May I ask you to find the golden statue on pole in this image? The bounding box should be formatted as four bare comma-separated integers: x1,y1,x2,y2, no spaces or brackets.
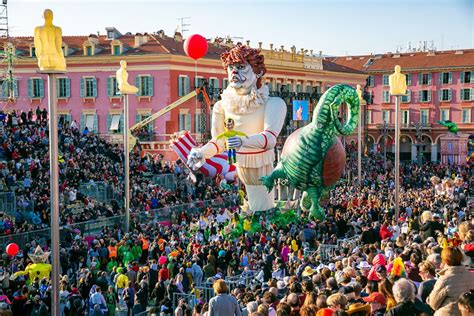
389,65,407,95
34,9,66,71
116,60,138,95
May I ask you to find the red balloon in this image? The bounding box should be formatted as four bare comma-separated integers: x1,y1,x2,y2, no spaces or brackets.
6,243,19,256
158,256,167,265
183,34,208,60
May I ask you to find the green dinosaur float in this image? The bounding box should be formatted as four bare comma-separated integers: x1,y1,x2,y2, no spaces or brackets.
438,120,458,134
261,84,359,219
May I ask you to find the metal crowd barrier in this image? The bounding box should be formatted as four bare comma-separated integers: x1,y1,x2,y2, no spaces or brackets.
172,292,197,313
0,191,16,214
195,285,214,304
78,182,122,206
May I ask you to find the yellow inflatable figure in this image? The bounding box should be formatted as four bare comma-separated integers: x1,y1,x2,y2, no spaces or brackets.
12,246,52,283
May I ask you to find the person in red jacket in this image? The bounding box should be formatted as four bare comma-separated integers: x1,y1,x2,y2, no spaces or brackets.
379,221,393,240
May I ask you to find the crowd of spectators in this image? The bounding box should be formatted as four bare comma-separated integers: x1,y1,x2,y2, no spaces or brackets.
0,109,234,236
0,141,470,316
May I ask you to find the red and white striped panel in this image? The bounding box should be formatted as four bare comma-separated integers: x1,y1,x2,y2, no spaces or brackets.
170,132,237,182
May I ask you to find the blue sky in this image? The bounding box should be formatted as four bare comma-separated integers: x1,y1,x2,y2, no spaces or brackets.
8,0,473,56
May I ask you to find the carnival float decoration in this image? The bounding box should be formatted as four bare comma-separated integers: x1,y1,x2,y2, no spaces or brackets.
187,44,287,212
261,85,360,219
12,246,52,282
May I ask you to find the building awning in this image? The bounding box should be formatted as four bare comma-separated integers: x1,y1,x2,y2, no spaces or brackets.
85,115,95,130
110,114,121,131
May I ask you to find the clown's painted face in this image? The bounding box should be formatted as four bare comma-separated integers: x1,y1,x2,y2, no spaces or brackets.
227,63,257,90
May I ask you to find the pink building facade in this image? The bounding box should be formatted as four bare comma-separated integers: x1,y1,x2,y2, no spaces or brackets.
1,30,366,159
332,49,474,162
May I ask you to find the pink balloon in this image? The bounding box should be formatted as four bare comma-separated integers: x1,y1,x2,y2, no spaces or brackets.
159,256,167,265
183,34,208,60
6,243,19,256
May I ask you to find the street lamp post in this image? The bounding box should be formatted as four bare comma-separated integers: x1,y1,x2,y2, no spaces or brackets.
356,85,363,186
410,121,424,166
382,121,388,169
388,65,407,224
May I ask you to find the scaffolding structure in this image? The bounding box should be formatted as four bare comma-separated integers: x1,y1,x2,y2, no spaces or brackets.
0,1,16,103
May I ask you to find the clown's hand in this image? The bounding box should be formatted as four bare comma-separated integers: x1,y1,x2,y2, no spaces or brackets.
187,148,205,170
227,137,243,150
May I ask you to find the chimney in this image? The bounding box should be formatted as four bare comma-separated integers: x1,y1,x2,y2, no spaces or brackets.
319,50,322,56
300,48,305,55
246,40,250,47
280,45,285,51
269,43,274,50
134,33,148,47
87,34,99,45
174,31,183,43
157,30,165,38
455,50,463,55
258,42,262,50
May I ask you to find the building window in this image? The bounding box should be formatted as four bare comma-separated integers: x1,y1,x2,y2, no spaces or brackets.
223,78,229,89
440,109,449,121
420,109,429,124
401,90,411,103
439,72,452,85
135,114,152,133
209,78,219,90
0,79,18,100
405,74,411,86
286,83,293,92
107,77,120,97
80,77,97,98
194,76,205,89
178,75,190,97
367,75,374,87
382,110,390,123
305,85,313,93
109,114,122,133
28,78,44,99
194,110,203,134
439,89,452,102
81,113,97,133
462,108,471,123
418,90,431,102
276,83,281,93
460,71,473,84
382,75,389,86
460,88,472,101
30,46,36,57
137,75,153,97
85,45,93,56
296,84,302,93
382,90,390,103
419,73,432,85
178,110,191,131
112,45,121,56
57,78,70,98
365,110,372,124
401,110,409,125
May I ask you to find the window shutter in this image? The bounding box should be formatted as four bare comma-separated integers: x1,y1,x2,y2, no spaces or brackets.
80,78,85,97
119,115,124,133
194,77,199,89
418,74,422,85
135,113,141,124
407,90,411,102
147,76,153,96
185,113,191,131
39,79,44,98
213,79,219,89
178,77,183,96
185,77,190,94
418,90,422,102
460,72,465,84
449,72,452,84
471,71,474,84
107,78,112,97
428,73,432,85
93,115,98,133
92,78,97,97
80,114,85,130
406,74,411,86
106,114,111,131
56,78,60,98
178,114,183,131
194,113,200,133
438,73,442,85
438,90,442,102
27,79,33,98
13,79,18,98
448,89,452,101
427,90,431,102
135,76,140,96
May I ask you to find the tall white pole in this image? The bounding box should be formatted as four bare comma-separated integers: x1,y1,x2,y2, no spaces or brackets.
46,73,60,316
358,103,362,186
124,95,130,232
394,95,401,224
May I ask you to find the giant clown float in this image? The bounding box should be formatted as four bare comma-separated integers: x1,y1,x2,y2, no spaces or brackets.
187,44,360,219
